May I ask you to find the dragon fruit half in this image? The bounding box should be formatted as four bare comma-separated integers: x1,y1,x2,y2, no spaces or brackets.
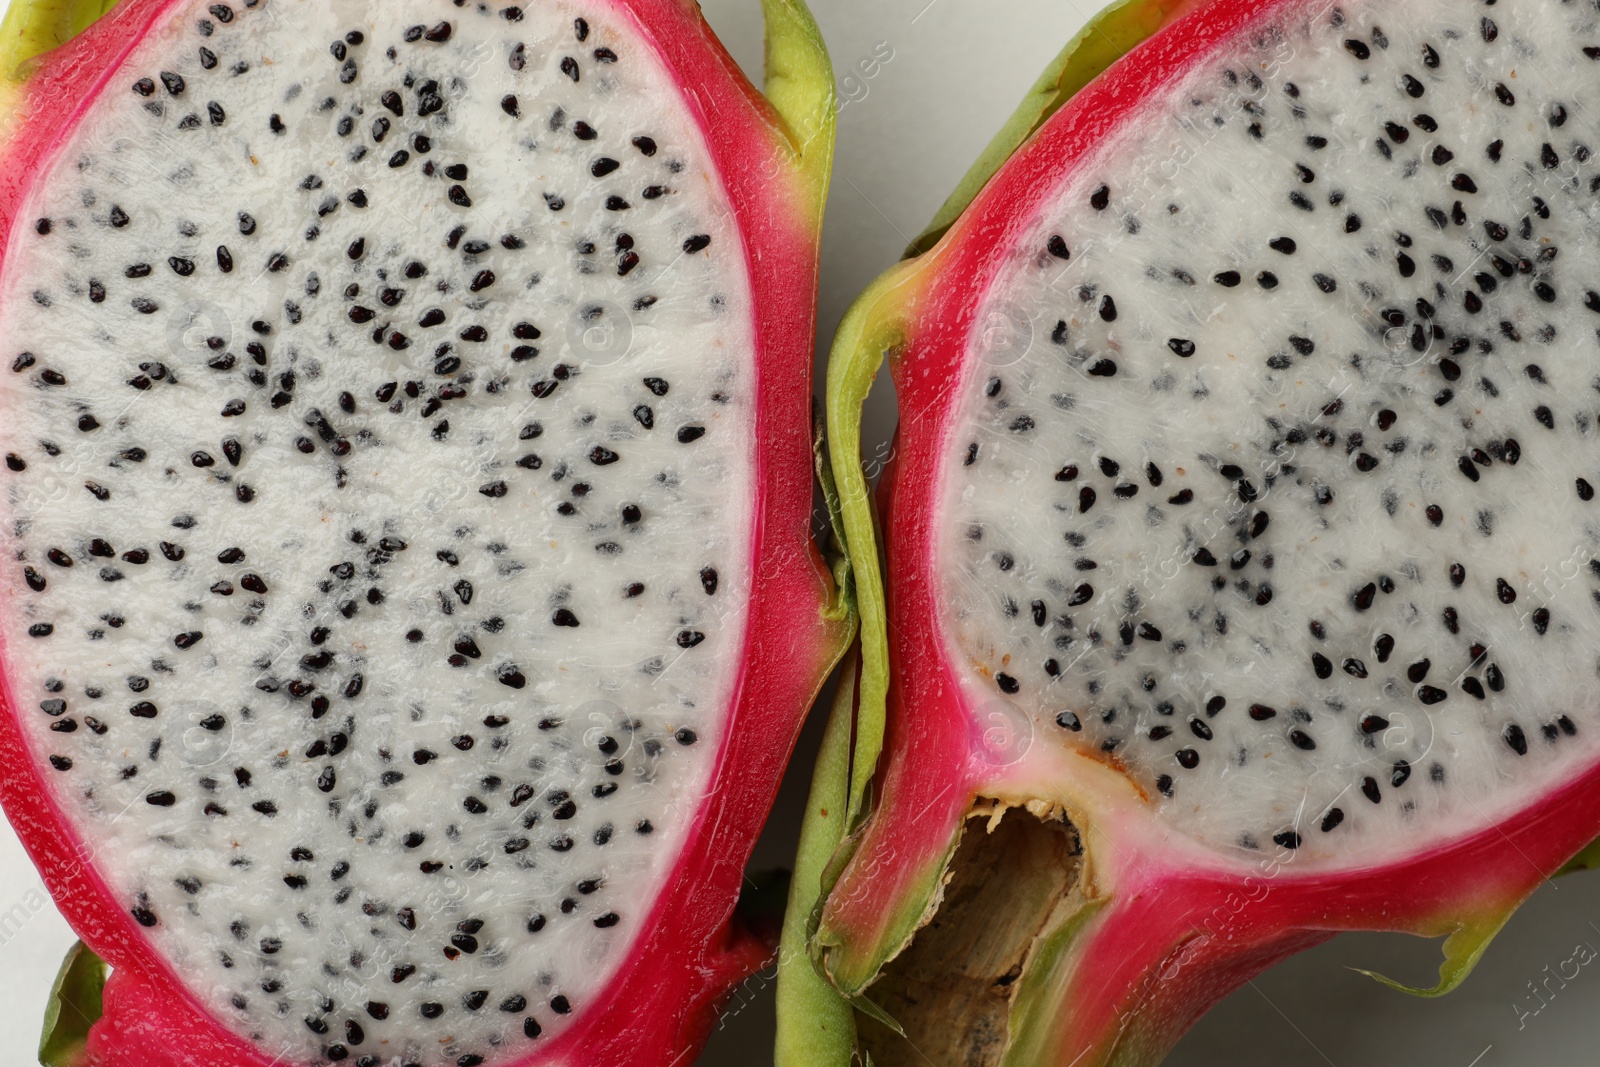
786,0,1600,1063
0,0,852,1064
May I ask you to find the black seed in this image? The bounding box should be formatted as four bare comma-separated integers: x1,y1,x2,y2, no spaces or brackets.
1273,831,1301,850
1504,723,1527,755
1356,777,1381,805
1480,663,1505,694
1249,704,1277,721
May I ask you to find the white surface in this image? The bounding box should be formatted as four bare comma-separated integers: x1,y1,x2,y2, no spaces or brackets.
1,1,1597,1066
1,1,759,1057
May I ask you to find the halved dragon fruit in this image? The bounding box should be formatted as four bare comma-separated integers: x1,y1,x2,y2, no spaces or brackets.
793,0,1600,1062
0,0,850,1064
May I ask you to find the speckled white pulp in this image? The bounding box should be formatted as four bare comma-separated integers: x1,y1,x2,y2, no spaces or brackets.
940,0,1600,864
0,0,757,1063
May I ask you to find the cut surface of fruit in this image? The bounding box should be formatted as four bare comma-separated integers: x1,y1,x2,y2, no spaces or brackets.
808,0,1600,1064
0,1,848,1065
942,0,1600,862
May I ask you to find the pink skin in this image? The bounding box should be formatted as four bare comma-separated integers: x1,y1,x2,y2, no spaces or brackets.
0,1,848,1064
821,0,1600,1062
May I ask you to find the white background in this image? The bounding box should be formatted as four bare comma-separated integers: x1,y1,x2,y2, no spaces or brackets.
1,1,1599,1065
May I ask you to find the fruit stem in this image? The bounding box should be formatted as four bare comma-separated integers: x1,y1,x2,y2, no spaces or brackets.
904,0,1206,258
813,400,854,620
824,260,925,825
0,0,117,82
759,0,837,220
775,649,865,1067
38,940,106,1067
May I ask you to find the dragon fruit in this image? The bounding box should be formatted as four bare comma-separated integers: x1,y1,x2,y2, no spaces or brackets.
0,0,851,1064
788,0,1600,1063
